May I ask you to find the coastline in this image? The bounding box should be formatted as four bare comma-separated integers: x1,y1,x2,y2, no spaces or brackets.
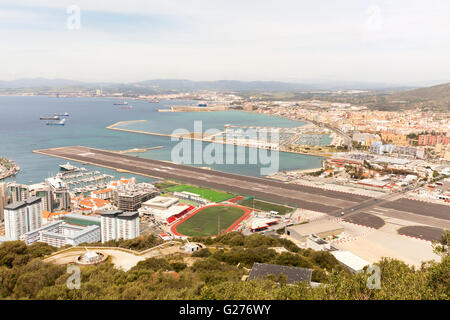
106,120,332,159
0,157,20,180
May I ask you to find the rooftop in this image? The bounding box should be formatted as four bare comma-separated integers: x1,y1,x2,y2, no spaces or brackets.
248,263,312,284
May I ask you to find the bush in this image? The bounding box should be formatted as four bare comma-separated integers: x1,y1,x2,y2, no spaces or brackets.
192,248,212,258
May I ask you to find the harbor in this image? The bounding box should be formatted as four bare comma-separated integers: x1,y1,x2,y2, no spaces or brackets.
55,163,115,195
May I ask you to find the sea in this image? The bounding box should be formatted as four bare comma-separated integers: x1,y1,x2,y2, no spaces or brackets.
0,96,328,184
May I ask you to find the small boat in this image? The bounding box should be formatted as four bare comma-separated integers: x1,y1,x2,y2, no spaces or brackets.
148,99,160,103
120,105,133,109
54,112,69,117
114,98,128,105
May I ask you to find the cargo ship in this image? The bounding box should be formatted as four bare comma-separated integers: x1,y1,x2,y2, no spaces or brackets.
54,112,69,117
40,115,60,120
46,118,66,126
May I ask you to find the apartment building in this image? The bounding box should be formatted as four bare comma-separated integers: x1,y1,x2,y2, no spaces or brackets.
4,196,42,240
100,210,139,243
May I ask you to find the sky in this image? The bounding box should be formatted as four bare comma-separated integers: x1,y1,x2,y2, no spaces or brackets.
1,0,450,85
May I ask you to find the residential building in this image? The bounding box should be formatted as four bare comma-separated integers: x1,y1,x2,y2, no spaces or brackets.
7,183,30,203
100,210,139,243
4,196,42,240
418,134,449,146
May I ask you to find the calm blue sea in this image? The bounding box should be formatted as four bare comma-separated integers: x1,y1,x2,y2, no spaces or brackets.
0,96,326,184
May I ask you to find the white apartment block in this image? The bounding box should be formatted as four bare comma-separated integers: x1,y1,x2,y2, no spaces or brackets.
4,196,42,240
21,220,100,247
100,210,139,243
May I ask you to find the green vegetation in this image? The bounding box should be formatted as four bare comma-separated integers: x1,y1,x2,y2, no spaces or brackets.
0,232,448,300
166,184,235,202
154,180,179,189
176,206,246,237
80,234,163,251
238,197,294,215
0,232,449,300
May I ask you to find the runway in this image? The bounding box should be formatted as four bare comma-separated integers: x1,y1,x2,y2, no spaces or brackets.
34,146,367,214
34,146,450,226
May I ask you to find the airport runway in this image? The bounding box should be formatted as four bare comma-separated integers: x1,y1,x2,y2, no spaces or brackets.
34,146,367,214
34,146,450,225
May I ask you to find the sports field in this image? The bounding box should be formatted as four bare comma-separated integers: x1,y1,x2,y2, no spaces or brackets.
166,184,235,202
174,205,249,237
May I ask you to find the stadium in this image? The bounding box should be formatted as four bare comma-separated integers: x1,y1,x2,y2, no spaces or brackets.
170,204,252,237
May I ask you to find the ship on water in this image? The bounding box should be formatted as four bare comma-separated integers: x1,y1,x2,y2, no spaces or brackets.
120,105,133,109
113,98,128,105
148,99,159,103
40,115,60,120
46,118,66,126
59,162,78,172
54,112,69,117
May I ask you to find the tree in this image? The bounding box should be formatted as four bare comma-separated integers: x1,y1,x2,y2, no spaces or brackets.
432,230,449,257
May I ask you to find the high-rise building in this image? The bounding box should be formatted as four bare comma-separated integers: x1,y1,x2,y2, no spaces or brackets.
100,210,139,243
4,196,43,240
45,177,71,212
7,183,30,203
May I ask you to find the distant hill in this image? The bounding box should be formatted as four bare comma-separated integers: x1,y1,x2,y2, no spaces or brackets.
0,77,407,92
376,82,450,111
389,82,450,101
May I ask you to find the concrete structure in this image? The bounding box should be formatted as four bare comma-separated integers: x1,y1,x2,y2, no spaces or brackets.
4,196,42,240
113,182,158,211
100,210,139,243
0,182,6,221
286,220,344,242
184,242,200,252
20,220,100,247
306,234,331,251
173,191,208,204
140,196,178,210
331,250,370,273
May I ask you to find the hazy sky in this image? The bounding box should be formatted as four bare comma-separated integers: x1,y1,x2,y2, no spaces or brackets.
1,0,450,85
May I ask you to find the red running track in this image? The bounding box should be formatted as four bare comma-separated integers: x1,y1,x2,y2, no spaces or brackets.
170,203,253,237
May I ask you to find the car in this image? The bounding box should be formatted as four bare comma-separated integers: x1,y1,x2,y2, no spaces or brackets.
340,212,345,216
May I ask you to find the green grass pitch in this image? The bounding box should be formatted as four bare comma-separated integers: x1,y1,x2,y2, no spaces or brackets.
175,206,246,237
166,184,235,203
